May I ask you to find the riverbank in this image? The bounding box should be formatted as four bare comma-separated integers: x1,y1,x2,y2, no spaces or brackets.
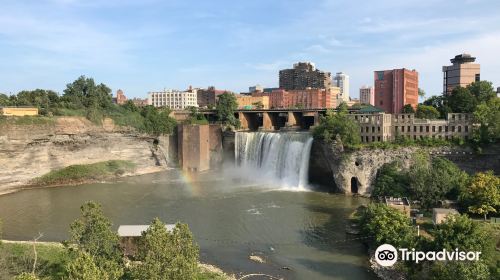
0,116,177,195
0,163,168,197
0,240,235,280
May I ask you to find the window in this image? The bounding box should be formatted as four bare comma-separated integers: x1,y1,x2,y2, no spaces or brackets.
420,126,423,132
408,126,411,132
458,126,461,132
439,126,442,132
414,126,417,132
465,126,469,132
402,126,405,132
445,126,449,132
452,126,455,132
377,136,381,142
378,127,381,132
372,127,375,133
372,136,375,142
432,126,435,132
426,126,429,132
380,100,383,105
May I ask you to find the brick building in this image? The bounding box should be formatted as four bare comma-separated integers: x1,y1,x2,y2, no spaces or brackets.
443,53,480,95
236,95,270,109
349,112,473,143
113,89,127,105
197,86,227,108
252,88,337,109
279,62,332,90
359,86,374,105
374,69,419,113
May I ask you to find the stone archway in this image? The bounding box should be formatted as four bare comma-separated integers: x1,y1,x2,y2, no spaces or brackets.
350,177,359,194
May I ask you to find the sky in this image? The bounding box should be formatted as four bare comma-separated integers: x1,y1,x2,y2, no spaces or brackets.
1,0,500,99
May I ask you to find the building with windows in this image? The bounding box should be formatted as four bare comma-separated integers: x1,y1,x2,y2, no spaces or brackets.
236,95,269,109
196,86,227,108
442,53,480,95
279,62,332,90
333,72,350,103
359,86,374,105
349,112,473,143
252,88,338,109
374,68,419,114
147,89,198,109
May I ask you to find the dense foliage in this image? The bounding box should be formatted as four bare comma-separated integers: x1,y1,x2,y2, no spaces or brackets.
187,106,209,125
402,104,415,113
358,205,498,280
415,104,440,119
131,218,199,279
372,154,470,209
459,171,500,220
1,76,177,135
216,92,240,128
313,103,361,148
357,204,416,248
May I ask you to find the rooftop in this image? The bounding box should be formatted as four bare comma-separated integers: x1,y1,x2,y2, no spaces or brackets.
450,53,476,64
118,224,175,237
433,208,459,214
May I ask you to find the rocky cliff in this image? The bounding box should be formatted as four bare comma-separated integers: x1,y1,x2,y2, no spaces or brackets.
309,141,500,196
0,117,175,194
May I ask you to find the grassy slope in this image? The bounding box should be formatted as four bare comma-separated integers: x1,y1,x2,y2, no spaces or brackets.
0,116,56,127
33,160,137,186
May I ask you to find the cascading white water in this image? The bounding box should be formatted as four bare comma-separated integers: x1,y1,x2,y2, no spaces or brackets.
235,132,313,190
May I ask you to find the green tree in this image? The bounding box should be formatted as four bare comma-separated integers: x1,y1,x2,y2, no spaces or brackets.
402,104,415,113
473,98,500,144
446,87,477,113
131,218,199,280
430,260,490,280
66,251,112,280
418,88,426,98
313,103,361,148
408,156,468,209
187,106,208,125
415,104,440,119
358,203,416,248
466,81,496,103
460,171,500,220
141,106,177,135
122,100,139,113
0,93,11,106
372,161,410,197
62,76,113,110
216,92,240,128
68,202,121,262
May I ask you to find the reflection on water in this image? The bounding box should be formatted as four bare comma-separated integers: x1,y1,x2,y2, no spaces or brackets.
0,170,377,280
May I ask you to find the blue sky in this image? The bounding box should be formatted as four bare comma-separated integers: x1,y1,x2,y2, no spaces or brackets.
1,0,500,99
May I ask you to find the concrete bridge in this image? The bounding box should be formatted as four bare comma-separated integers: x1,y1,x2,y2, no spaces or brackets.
172,108,361,131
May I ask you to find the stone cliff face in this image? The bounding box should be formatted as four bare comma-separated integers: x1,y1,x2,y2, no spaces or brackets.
0,117,175,194
309,141,500,196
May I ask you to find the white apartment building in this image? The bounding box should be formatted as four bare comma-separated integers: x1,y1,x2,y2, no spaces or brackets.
147,89,198,110
333,72,350,103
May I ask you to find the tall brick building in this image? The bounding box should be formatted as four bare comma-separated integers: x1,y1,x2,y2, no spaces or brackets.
113,89,127,105
279,62,332,90
374,69,418,114
442,53,480,95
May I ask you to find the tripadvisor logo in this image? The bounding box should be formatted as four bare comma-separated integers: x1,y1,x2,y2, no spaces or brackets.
374,244,482,267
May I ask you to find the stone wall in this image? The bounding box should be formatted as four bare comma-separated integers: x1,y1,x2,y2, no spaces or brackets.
0,117,172,194
309,140,500,196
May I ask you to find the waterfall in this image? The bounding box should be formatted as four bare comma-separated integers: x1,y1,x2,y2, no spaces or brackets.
235,132,313,190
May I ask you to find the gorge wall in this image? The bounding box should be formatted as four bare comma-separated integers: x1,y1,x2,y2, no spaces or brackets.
0,117,175,194
309,141,500,196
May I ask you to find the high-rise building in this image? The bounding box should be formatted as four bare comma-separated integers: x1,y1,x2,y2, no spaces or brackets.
442,53,480,95
148,89,198,109
279,62,332,90
333,72,350,103
374,69,419,114
359,86,374,105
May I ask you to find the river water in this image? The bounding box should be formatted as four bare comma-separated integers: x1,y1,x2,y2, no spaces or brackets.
0,170,376,279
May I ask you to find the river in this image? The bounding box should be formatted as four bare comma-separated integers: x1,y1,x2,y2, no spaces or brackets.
0,170,376,279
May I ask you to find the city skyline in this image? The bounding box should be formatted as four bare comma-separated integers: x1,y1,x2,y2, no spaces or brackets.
1,0,500,98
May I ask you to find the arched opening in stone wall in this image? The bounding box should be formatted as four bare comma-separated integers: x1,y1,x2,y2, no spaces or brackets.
350,177,359,194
